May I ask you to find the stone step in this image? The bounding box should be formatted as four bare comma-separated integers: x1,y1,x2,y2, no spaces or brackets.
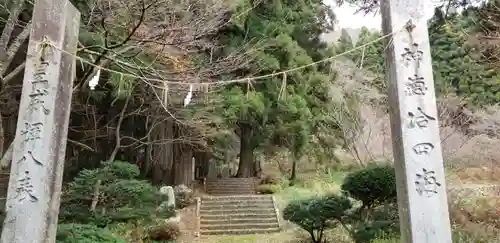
206,185,256,189
201,200,273,206
206,191,256,195
206,189,255,193
198,192,280,236
206,184,255,188
203,196,272,201
200,228,280,236
202,198,273,204
201,222,279,231
201,212,276,221
206,178,255,181
206,179,255,182
206,181,255,185
206,185,255,189
206,188,255,192
206,184,255,187
201,203,273,210
201,217,277,225
200,208,275,215
206,183,255,186
206,179,255,183
207,189,256,195
206,186,255,190
202,195,271,201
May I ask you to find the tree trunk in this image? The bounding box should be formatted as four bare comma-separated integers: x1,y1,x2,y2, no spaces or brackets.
143,131,153,177
289,157,297,186
0,109,4,158
151,118,174,185
236,124,255,178
0,111,16,169
108,95,130,162
173,143,193,186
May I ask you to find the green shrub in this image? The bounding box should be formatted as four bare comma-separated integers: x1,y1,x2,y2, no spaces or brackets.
100,161,140,179
371,237,400,243
351,218,399,243
59,161,173,225
256,184,280,194
338,166,400,243
173,184,195,209
56,224,125,243
341,165,397,210
148,222,181,241
283,194,352,243
104,179,160,207
62,162,142,205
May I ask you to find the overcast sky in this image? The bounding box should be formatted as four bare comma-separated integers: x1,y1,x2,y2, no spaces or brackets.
327,1,444,30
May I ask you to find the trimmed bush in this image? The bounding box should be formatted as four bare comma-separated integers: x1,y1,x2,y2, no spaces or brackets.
59,161,173,225
350,205,400,243
339,166,401,243
283,194,352,243
148,222,181,241
100,161,140,180
341,165,397,209
56,224,125,243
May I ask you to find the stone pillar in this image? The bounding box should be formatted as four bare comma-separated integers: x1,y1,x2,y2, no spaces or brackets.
1,0,79,242
207,159,217,179
381,0,452,242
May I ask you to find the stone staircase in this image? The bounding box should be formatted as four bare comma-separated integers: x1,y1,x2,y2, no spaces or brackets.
199,195,281,235
205,177,256,195
198,177,281,235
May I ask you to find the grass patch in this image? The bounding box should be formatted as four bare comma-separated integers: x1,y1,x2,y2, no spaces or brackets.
275,171,346,209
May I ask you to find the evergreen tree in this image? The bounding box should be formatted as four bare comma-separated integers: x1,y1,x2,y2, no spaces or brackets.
214,0,338,178
429,8,500,104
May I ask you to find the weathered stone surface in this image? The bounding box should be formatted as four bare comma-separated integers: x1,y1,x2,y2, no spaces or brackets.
381,0,452,242
199,195,280,235
205,178,256,195
221,167,230,178
1,0,79,242
207,160,217,179
159,186,176,208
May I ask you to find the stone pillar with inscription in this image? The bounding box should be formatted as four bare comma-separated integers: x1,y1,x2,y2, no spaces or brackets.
0,0,80,242
380,0,452,242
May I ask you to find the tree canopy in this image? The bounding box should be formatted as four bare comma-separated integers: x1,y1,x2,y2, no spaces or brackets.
203,0,340,178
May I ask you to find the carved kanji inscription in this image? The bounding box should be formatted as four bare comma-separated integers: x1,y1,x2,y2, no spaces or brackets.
401,43,423,66
415,168,442,197
16,151,43,166
405,74,427,96
15,171,38,203
28,61,50,115
20,122,43,142
408,107,436,129
412,142,434,155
